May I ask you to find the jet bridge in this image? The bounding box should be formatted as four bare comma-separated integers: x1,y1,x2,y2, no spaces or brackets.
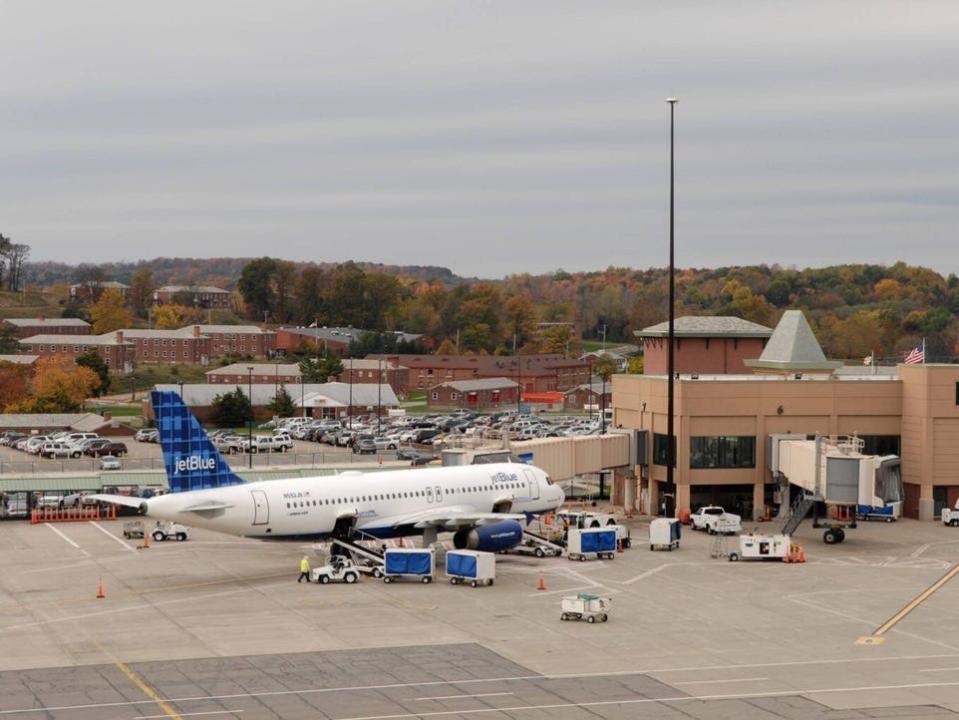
768,434,902,544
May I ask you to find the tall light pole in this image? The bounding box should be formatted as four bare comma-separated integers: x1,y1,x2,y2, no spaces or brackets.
348,359,353,429
665,97,678,511
247,366,254,469
376,358,382,435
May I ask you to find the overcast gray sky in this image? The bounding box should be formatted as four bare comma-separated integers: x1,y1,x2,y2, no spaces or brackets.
2,1,957,278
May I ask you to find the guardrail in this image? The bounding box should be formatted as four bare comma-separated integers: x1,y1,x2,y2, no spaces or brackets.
30,506,118,524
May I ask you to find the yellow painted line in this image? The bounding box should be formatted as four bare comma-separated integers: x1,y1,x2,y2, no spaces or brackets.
872,563,959,638
115,660,183,720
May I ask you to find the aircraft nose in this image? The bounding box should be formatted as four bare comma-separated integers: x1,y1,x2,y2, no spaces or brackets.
553,485,565,507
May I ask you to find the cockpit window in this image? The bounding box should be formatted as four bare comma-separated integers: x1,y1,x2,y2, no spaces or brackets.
545,475,554,485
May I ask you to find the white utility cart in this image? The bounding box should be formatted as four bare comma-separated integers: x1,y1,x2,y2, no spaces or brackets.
446,550,495,587
649,518,681,551
728,533,792,562
560,593,612,623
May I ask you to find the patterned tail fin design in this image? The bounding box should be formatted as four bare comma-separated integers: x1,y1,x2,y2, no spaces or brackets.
151,390,246,493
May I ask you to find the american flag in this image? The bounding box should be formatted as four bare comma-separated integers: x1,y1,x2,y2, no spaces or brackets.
904,342,925,365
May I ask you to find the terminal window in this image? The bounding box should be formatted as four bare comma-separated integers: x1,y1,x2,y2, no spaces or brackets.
653,433,676,467
689,436,756,469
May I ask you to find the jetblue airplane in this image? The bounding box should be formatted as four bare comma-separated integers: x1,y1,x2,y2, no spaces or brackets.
91,391,564,551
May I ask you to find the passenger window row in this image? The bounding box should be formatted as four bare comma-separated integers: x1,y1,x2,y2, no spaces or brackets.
284,481,525,510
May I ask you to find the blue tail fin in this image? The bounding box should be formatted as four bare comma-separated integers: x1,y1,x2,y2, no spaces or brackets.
151,390,246,493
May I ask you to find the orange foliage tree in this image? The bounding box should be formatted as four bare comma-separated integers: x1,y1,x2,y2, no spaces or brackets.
5,356,99,412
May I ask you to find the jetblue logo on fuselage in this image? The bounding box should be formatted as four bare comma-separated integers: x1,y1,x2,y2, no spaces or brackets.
174,455,217,475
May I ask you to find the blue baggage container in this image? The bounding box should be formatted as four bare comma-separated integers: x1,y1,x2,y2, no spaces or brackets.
383,548,435,583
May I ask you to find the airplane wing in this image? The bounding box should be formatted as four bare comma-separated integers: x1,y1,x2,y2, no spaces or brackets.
382,505,525,530
86,494,148,511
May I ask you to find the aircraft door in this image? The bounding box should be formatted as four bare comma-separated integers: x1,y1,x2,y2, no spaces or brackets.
425,486,434,503
523,468,540,500
435,485,443,503
251,490,269,525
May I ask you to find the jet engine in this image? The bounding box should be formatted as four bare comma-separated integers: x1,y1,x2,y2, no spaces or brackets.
453,520,523,552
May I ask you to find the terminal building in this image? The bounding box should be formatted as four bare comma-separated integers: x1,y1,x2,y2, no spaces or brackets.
613,310,959,522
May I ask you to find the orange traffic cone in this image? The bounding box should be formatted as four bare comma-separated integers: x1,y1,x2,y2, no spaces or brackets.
139,533,150,550
537,574,547,591
96,578,105,599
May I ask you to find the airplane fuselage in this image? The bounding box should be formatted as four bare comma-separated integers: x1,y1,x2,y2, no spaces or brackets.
140,462,563,540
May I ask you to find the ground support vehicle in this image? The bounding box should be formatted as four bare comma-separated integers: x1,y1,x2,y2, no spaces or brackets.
310,557,377,584
560,593,612,623
122,521,144,539
506,532,564,558
567,527,617,561
857,503,900,522
446,550,495,587
943,501,959,527
690,506,742,535
382,548,435,583
649,518,681,551
728,533,792,562
150,521,190,542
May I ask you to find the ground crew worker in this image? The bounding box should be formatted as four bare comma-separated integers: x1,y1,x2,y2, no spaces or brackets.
298,555,311,583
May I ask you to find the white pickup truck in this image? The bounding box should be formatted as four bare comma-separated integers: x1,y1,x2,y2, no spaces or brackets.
943,501,959,527
690,506,742,535
242,434,293,453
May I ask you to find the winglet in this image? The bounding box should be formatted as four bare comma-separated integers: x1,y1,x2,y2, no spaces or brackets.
151,390,246,493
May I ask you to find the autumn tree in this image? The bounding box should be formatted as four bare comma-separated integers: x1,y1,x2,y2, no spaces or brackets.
89,289,133,334
154,304,201,329
7,356,99,412
0,361,31,408
268,386,296,417
435,338,457,354
127,269,155,315
76,349,110,396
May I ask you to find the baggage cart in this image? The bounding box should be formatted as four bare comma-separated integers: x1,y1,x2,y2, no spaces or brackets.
122,520,144,539
649,518,681,551
567,527,617,561
560,593,612,623
382,547,435,583
446,550,495,587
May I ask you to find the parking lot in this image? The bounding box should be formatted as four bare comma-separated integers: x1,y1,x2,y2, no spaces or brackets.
0,438,401,474
1,511,959,718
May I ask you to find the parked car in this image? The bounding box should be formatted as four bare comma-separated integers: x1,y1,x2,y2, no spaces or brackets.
0,432,26,447
214,435,245,454
353,436,377,454
34,493,63,509
243,435,290,453
404,450,436,466
135,428,158,442
271,432,294,451
25,437,50,454
373,437,399,451
40,442,83,459
83,439,112,456
89,441,128,457
99,455,122,471
690,506,742,535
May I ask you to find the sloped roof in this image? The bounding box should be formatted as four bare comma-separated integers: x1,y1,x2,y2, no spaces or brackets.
20,334,130,346
198,324,272,335
0,413,103,429
156,285,230,294
436,377,519,392
744,310,842,372
4,318,90,328
207,363,301,376
155,382,398,407
638,316,773,338
301,383,399,408
0,354,38,364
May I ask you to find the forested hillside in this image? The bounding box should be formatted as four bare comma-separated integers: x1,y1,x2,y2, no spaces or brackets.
25,257,959,362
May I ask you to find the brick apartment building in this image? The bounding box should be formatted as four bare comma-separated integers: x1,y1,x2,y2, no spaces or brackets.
275,327,423,357
206,362,301,384
153,285,232,309
637,316,773,375
1,317,91,339
17,333,135,371
563,381,612,411
427,378,519,410
337,358,410,396
20,324,275,368
370,353,591,393
69,280,129,303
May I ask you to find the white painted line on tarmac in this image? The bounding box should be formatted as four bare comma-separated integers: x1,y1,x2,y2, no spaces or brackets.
89,521,138,553
673,677,768,685
415,693,513,701
621,564,669,585
134,712,243,719
334,681,959,720
911,544,930,558
6,654,959,716
920,667,959,672
526,583,599,597
45,524,90,556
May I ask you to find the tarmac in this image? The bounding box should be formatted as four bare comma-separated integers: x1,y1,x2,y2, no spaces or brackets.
1,512,959,718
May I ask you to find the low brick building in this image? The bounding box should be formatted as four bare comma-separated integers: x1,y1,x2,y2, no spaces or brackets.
153,285,232,309
276,327,423,357
427,377,519,410
337,359,410,397
69,280,129,303
372,353,591,394
18,333,135,372
637,316,773,375
1,317,91,339
198,325,276,358
563,381,613,411
207,362,301,385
